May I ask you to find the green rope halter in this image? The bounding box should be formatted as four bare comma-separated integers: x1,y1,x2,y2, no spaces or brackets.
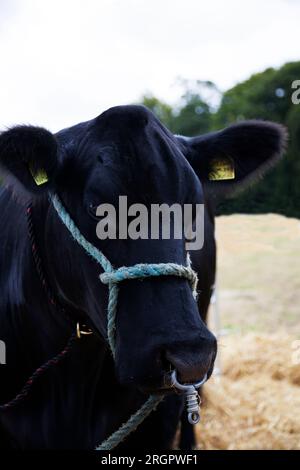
50,194,199,450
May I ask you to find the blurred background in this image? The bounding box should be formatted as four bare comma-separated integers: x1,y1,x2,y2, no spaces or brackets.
1,0,299,450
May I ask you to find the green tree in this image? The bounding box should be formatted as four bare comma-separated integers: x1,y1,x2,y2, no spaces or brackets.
171,92,211,136
139,62,300,218
140,80,216,136
215,61,300,217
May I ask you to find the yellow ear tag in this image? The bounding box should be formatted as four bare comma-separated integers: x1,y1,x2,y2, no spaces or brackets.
209,156,235,181
29,167,49,186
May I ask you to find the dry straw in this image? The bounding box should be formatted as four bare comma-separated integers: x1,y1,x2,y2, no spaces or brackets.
196,333,300,450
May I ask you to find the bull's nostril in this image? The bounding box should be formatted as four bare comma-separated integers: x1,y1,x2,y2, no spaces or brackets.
164,345,215,385
159,350,173,374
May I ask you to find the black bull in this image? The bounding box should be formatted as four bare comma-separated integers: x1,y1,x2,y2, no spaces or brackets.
0,105,286,449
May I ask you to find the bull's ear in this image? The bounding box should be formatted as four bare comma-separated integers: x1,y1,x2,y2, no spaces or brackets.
0,125,58,195
178,120,288,198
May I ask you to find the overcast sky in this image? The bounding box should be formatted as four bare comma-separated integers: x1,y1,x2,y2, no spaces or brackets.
0,0,299,131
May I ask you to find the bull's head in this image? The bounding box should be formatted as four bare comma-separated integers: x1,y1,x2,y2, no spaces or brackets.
0,105,287,393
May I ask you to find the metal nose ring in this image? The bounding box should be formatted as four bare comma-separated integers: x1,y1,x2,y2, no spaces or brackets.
171,370,207,425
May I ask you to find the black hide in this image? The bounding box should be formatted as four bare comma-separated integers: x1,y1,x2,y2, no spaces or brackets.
0,105,286,449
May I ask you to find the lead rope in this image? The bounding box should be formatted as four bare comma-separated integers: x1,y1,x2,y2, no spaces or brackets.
51,194,199,450
0,196,199,448
0,334,77,412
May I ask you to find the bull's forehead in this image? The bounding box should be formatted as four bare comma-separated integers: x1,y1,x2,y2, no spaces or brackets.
56,105,202,203
55,105,152,143
97,104,152,130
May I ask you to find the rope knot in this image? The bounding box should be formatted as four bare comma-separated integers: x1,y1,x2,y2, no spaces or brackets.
99,262,198,299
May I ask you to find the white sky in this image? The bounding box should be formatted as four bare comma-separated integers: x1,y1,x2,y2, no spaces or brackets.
0,0,299,132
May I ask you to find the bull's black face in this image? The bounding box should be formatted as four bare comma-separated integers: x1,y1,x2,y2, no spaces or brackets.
0,105,287,393
51,105,217,390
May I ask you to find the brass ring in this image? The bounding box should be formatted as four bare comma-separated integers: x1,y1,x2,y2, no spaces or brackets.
76,322,93,339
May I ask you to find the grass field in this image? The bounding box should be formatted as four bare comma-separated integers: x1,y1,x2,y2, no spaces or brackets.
196,214,300,450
